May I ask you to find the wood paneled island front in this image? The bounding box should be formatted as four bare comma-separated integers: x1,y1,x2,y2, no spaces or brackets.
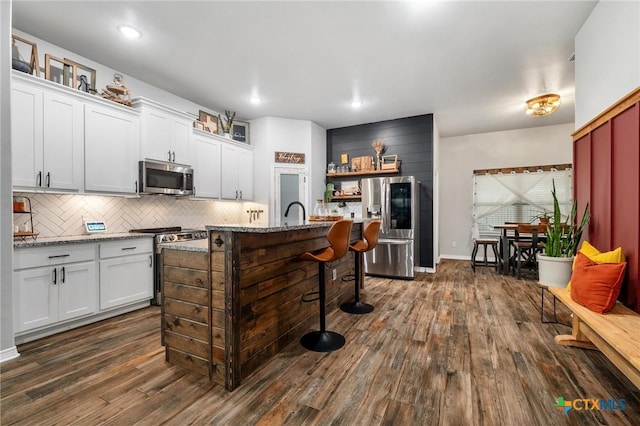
161,221,362,391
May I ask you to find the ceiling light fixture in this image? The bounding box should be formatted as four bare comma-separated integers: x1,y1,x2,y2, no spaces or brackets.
118,25,142,39
525,93,561,117
351,100,363,108
250,96,261,105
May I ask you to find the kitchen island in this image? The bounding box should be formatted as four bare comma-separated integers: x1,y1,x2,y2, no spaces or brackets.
161,221,363,391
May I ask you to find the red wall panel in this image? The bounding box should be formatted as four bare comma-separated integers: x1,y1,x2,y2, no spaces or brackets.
574,90,640,314
611,105,640,311
590,123,612,249
574,134,592,238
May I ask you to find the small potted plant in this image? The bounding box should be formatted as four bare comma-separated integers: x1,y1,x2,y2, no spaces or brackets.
538,180,590,287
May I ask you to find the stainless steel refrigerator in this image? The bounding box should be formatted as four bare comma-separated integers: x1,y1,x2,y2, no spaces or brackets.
361,176,419,279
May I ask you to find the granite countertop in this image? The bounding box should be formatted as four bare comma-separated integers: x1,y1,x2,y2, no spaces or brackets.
13,232,153,248
161,239,208,252
206,218,364,233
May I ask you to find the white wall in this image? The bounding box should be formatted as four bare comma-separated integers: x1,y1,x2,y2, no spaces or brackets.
575,0,640,128
251,116,326,224
438,123,574,260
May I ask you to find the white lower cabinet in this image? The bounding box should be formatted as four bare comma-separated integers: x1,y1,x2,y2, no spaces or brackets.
99,239,153,310
13,245,98,333
13,238,153,341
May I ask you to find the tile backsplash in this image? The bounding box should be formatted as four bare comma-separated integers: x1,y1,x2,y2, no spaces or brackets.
13,193,264,237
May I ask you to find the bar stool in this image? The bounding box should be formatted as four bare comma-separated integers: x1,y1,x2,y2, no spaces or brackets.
299,219,353,352
471,238,499,272
340,220,381,314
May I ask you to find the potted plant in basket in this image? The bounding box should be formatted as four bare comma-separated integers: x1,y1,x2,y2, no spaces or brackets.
538,180,590,287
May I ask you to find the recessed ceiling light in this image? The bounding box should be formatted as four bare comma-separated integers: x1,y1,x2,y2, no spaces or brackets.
118,25,142,39
351,100,363,108
250,96,261,105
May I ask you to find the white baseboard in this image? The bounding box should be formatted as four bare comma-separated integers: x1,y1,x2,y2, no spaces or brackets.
0,346,19,363
415,266,436,273
439,254,471,261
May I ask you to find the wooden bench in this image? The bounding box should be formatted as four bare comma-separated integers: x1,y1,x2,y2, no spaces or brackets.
548,286,640,389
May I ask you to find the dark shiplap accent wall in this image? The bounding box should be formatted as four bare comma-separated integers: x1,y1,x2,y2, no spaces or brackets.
326,114,434,268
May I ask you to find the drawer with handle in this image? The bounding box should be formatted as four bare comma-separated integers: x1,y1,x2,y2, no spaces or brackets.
14,243,97,270
100,238,153,259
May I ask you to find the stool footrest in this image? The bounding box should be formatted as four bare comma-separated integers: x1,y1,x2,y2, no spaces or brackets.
301,292,320,303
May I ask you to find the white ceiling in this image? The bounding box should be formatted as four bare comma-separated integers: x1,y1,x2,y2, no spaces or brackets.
12,0,598,137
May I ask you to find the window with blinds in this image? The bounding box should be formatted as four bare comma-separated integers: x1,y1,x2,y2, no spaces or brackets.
472,166,573,238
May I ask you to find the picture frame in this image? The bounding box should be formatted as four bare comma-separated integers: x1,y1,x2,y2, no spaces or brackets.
64,58,97,94
198,110,219,134
12,34,40,77
231,120,250,144
45,54,77,88
341,153,349,164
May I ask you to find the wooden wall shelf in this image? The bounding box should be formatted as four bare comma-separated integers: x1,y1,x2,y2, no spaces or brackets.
331,195,361,201
326,168,399,178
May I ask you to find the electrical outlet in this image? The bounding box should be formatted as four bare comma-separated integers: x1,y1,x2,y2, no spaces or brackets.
452,241,457,248
332,269,337,280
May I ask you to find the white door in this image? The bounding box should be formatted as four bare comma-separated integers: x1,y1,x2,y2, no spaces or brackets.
14,267,57,332
84,104,139,194
99,253,153,310
237,148,253,200
274,166,308,224
58,261,98,321
11,82,43,188
220,144,239,199
192,135,221,199
43,91,84,191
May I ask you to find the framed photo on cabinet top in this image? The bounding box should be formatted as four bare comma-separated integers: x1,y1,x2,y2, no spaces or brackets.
231,120,250,144
198,110,219,135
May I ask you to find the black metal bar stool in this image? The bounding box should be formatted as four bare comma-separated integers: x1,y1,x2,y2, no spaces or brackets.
299,219,353,352
340,220,381,314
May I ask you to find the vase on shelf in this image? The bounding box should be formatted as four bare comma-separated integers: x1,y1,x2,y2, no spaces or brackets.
224,132,231,139
375,153,382,170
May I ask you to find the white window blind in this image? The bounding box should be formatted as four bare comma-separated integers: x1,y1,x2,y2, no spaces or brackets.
472,168,573,238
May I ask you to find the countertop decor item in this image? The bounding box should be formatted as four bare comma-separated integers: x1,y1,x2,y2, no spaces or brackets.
371,139,386,170
218,110,235,136
100,73,131,106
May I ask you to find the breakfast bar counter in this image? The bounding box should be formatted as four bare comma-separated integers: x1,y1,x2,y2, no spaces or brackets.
162,221,362,391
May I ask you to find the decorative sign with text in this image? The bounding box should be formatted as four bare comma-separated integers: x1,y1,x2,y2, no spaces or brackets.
274,151,306,164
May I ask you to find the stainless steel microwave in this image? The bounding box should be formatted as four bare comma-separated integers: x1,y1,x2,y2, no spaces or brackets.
139,160,194,196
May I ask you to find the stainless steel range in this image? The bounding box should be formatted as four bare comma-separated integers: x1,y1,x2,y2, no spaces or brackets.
130,226,207,305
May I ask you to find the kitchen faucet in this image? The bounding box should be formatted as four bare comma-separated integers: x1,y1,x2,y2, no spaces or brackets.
284,201,306,221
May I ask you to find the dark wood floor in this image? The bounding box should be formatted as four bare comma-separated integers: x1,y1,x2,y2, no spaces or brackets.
1,259,638,425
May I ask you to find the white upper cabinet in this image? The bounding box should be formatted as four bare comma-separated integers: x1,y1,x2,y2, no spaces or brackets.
133,98,192,165
191,132,222,199
11,76,83,191
220,141,254,200
84,103,140,194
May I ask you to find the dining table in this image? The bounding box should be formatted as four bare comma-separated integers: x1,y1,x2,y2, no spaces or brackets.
493,223,519,275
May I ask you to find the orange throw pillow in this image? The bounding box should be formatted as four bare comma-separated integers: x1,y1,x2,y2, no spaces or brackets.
570,252,626,314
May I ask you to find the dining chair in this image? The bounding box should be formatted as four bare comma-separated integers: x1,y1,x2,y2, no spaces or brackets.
512,223,547,278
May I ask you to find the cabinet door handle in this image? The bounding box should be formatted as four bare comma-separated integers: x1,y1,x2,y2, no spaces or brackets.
121,246,137,251
149,255,153,267
135,180,138,193
172,151,175,162
235,190,238,199
46,172,51,187
53,267,57,285
37,171,42,187
61,266,65,283
239,190,242,199
48,254,70,259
